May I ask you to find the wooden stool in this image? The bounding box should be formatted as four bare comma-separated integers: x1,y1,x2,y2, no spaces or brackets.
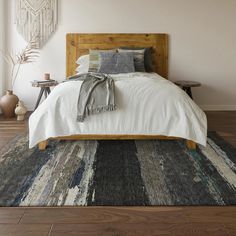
32,82,58,110
175,81,201,99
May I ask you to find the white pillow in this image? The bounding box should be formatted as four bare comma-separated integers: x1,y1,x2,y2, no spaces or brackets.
76,54,89,74
75,65,89,74
76,54,89,65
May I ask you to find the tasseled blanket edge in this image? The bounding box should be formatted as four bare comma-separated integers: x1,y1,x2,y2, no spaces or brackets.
77,104,117,122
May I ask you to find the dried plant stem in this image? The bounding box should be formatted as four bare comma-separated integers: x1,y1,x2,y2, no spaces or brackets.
12,64,21,88
0,40,39,90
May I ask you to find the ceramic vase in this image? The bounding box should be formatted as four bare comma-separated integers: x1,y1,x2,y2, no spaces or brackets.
0,90,19,118
15,101,27,121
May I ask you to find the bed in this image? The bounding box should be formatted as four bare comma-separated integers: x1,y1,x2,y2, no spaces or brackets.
29,33,207,150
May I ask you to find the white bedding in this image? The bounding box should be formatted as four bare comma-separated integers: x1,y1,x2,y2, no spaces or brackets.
29,73,207,148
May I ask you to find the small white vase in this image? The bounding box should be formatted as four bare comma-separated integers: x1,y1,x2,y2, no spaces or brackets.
15,101,27,121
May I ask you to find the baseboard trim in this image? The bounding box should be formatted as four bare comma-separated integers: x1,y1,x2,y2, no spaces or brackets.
200,105,236,111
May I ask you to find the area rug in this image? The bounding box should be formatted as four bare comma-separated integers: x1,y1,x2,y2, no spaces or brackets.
0,132,235,207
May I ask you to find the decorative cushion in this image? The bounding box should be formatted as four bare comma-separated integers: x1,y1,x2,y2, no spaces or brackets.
75,55,90,74
118,47,154,72
89,49,116,73
117,48,146,72
75,65,89,74
76,54,89,65
98,52,135,74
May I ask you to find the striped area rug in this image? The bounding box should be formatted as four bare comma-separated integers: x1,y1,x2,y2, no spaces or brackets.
0,132,235,207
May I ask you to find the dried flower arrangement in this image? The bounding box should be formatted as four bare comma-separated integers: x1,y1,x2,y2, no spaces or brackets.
0,40,39,90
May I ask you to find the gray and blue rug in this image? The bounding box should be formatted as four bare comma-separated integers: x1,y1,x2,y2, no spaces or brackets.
0,132,236,207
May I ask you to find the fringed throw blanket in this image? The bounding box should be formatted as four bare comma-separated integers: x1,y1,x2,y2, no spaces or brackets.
69,73,116,122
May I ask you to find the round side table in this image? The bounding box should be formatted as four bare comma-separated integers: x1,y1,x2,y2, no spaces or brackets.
32,81,58,110
174,81,201,99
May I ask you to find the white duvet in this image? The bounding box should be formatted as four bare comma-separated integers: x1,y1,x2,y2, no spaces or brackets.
29,73,207,148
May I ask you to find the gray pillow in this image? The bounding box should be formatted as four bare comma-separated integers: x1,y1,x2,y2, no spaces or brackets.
119,47,154,72
98,52,135,74
118,48,146,72
89,49,116,73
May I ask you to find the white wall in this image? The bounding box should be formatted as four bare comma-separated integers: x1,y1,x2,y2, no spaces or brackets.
0,0,6,97
6,0,236,110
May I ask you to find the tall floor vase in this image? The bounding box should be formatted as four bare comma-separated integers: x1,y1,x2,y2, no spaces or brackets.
0,90,19,118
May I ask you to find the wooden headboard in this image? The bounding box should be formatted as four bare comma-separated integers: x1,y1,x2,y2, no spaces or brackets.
66,33,169,78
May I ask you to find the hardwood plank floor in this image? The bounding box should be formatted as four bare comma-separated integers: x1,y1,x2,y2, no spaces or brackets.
50,222,228,236
20,207,188,224
0,224,52,236
0,111,236,236
0,113,29,149
207,111,236,147
0,208,25,224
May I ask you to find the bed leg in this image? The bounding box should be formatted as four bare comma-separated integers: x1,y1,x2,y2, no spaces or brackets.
39,140,48,150
186,140,197,150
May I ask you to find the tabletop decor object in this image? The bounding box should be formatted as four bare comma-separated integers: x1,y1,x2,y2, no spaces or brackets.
44,73,50,80
15,0,58,48
15,100,27,121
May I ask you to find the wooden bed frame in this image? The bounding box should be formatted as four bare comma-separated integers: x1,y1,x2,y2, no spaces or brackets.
38,33,196,150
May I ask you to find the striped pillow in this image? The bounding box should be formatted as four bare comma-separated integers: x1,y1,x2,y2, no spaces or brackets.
89,49,116,73
119,47,154,72
118,48,146,72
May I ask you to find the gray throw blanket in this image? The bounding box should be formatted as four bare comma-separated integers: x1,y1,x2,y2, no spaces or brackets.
68,73,116,122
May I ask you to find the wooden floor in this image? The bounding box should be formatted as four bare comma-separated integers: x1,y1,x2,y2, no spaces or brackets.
0,111,236,236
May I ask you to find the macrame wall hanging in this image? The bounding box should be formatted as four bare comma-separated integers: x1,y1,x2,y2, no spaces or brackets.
15,0,58,48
